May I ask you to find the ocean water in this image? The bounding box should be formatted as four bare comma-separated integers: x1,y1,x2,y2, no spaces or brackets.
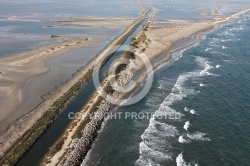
83,13,250,166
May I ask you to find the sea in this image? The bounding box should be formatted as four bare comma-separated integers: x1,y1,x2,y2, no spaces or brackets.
82,12,250,166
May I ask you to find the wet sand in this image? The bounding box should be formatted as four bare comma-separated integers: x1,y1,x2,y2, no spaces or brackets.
0,36,106,135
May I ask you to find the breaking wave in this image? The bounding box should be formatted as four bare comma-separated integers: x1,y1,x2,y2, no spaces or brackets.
187,132,211,141
176,153,199,166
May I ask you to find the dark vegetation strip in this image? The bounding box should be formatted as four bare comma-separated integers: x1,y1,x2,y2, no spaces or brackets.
40,18,146,164
63,49,137,166
65,28,152,165
0,69,93,166
61,20,149,165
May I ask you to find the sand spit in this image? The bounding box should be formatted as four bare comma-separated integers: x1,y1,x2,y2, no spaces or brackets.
0,36,106,135
48,17,137,29
8,16,18,20
143,7,250,63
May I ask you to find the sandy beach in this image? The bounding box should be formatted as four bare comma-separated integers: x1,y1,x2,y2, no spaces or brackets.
40,7,250,165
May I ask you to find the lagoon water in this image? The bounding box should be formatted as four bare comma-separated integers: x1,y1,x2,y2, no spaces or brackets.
0,19,125,58
0,0,139,58
0,0,139,19
83,13,250,166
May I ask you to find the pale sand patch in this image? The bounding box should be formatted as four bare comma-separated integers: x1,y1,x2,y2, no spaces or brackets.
55,17,136,29
143,7,250,64
0,36,106,135
8,16,18,20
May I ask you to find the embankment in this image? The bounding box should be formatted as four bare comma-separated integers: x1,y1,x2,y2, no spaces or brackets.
62,49,138,166
41,12,156,165
43,10,157,165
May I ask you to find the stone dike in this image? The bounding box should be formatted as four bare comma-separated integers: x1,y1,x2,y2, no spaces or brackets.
64,56,137,166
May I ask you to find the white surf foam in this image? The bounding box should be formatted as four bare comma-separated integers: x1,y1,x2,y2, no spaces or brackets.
176,153,199,166
183,121,190,131
156,105,182,118
216,65,220,68
136,141,173,165
178,135,189,144
136,115,179,165
200,63,214,76
137,55,215,165
184,107,189,112
196,57,215,76
146,117,179,138
171,72,198,95
199,83,205,87
190,109,196,115
135,157,161,166
187,132,210,141
205,47,212,52
222,46,227,50
137,71,199,164
140,141,172,158
184,107,197,115
176,153,186,166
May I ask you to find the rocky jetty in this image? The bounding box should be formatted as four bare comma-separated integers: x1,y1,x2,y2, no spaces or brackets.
64,58,137,166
